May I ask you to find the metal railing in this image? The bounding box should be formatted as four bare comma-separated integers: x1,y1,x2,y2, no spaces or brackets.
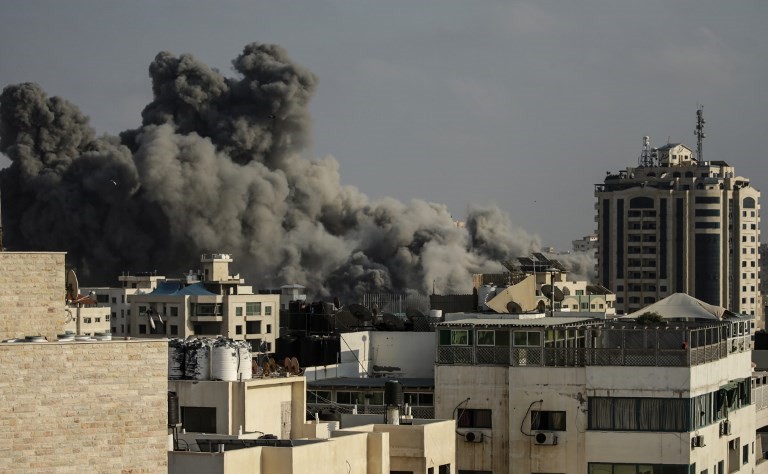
437,334,750,368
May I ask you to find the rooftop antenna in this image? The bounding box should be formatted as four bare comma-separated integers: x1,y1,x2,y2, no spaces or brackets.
695,104,706,161
638,136,656,167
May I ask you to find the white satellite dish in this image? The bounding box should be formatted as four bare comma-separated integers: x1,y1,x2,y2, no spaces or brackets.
66,269,79,302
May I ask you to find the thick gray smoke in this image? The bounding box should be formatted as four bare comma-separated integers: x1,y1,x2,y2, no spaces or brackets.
0,43,593,298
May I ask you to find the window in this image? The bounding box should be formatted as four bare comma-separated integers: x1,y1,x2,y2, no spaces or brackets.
743,444,749,464
181,407,216,433
106,315,110,321
236,325,243,335
531,410,566,431
439,329,472,346
246,302,262,316
171,307,179,317
336,391,366,405
589,397,690,432
457,409,491,429
588,464,691,474
246,321,261,334
170,325,178,335
477,330,495,346
111,297,116,304
139,324,147,334
513,331,541,347
265,306,272,316
404,392,434,406
235,307,243,317
266,324,271,334
581,302,588,310
121,295,125,303
121,324,124,333
83,317,92,324
139,305,147,314
95,317,101,323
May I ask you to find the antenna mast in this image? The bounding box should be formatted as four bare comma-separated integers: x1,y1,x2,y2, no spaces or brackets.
695,105,706,161
638,136,655,167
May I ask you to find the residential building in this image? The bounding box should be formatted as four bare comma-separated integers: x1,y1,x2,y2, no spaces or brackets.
128,254,280,351
82,271,165,336
0,251,167,473
596,136,761,314
168,375,455,473
434,294,755,474
573,234,599,254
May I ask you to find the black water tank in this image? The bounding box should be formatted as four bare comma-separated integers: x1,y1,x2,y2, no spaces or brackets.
384,380,403,407
168,392,180,426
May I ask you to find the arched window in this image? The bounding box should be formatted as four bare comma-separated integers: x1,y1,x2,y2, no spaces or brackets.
685,171,694,178
743,197,756,209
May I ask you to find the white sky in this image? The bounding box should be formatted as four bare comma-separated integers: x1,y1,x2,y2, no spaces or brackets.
2,0,767,249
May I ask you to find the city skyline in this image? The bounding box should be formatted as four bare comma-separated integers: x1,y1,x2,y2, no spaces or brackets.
2,1,766,252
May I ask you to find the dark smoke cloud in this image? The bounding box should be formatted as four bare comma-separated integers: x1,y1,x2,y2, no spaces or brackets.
0,43,594,298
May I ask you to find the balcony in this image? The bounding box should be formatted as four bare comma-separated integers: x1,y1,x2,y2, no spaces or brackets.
436,324,750,368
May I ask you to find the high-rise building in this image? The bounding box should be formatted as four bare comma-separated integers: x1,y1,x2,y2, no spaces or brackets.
595,129,760,315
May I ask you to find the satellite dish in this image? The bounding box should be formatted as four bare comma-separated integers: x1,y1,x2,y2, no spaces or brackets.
382,313,405,331
540,285,564,302
348,304,373,322
506,301,523,313
290,357,302,375
334,309,358,332
65,269,79,302
405,308,425,322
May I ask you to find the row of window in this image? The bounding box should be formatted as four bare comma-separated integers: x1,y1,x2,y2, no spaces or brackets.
439,329,588,348
81,316,109,324
588,379,750,432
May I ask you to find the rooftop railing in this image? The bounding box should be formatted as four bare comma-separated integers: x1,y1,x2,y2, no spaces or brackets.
437,325,750,368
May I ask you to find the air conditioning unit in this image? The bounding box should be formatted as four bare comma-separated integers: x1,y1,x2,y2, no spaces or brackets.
534,432,558,446
691,435,705,448
720,420,732,436
464,431,483,443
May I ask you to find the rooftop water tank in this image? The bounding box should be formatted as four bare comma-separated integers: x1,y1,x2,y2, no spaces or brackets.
212,339,239,381
185,339,212,380
168,339,186,380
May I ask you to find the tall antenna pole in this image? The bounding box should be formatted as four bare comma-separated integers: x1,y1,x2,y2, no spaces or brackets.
639,136,654,167
695,105,706,161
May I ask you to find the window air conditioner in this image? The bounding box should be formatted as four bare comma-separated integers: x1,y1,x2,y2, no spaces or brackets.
691,435,705,448
720,420,732,436
534,432,558,446
464,431,483,443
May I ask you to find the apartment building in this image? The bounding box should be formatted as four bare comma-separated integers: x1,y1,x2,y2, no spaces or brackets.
168,375,456,473
596,138,760,315
82,271,165,336
0,251,167,473
128,254,280,351
434,296,755,474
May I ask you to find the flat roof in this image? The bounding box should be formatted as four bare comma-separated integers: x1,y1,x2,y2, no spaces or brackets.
438,316,600,328
308,377,434,389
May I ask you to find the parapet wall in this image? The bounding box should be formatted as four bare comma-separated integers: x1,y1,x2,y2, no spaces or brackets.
0,339,168,473
0,252,65,341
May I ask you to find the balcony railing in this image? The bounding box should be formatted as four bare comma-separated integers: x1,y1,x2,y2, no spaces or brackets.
436,332,750,368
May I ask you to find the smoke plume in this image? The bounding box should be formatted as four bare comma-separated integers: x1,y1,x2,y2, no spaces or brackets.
0,43,593,298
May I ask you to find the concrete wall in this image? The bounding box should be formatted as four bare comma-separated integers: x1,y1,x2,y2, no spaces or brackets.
0,252,65,341
0,339,168,473
370,332,435,378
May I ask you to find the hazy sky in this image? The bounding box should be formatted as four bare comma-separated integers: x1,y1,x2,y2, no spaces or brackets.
2,1,767,250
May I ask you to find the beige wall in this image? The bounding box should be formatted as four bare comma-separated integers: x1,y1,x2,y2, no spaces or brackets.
0,339,168,473
0,252,65,341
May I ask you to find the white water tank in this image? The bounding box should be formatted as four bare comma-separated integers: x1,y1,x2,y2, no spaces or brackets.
237,341,252,381
212,341,239,381
185,339,212,380
168,339,186,380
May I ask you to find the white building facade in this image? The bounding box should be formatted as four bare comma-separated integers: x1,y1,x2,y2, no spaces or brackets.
435,314,755,474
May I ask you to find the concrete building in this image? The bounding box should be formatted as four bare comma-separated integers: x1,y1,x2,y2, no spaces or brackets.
595,137,761,315
434,301,755,473
0,251,168,473
168,375,455,473
128,254,280,351
573,234,599,254
82,271,165,336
